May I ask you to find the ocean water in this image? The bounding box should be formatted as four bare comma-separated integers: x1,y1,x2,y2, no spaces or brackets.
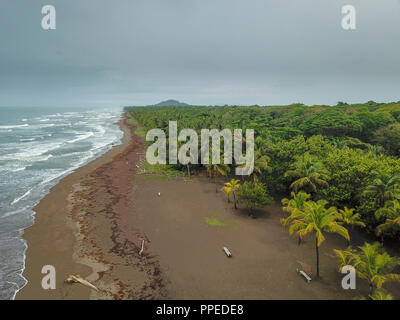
0,106,123,300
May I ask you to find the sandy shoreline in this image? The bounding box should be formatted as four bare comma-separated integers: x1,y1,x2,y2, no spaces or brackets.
16,113,400,300
17,114,161,299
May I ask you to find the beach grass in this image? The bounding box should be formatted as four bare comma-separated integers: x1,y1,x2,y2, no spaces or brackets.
205,216,226,227
141,160,184,176
127,116,147,139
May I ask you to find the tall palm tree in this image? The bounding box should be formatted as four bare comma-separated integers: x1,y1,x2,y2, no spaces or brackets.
284,153,329,193
334,242,400,294
222,179,241,209
375,199,400,236
282,200,349,279
363,174,400,207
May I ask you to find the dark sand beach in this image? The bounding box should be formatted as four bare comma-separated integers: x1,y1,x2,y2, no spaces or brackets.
17,114,400,300
17,116,161,299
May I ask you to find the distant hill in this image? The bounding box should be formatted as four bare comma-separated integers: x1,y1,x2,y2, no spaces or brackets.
151,99,189,107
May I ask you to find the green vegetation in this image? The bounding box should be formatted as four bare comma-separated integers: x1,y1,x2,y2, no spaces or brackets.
126,101,400,239
375,200,400,236
284,153,329,193
222,179,241,209
281,199,349,278
336,207,365,229
126,101,400,297
335,242,400,295
281,191,310,214
127,115,147,139
141,161,184,176
367,288,394,300
205,216,226,227
237,181,273,216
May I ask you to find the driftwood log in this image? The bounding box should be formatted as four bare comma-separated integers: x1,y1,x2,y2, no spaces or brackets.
298,270,312,283
139,239,145,256
65,275,99,291
223,247,232,257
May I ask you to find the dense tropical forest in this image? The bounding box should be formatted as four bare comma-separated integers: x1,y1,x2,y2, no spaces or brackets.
126,101,400,299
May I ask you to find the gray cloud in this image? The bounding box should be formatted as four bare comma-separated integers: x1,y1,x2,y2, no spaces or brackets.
1,0,400,107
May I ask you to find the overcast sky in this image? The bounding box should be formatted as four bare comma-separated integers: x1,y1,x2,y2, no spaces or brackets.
1,0,400,107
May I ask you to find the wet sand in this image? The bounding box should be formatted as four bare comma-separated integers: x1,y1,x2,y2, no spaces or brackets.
17,114,400,300
18,116,164,299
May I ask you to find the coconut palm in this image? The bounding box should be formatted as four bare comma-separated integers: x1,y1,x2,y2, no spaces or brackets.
222,179,241,209
375,199,400,236
284,153,329,193
282,200,349,279
336,207,366,245
281,191,311,216
334,242,400,294
356,288,394,300
369,288,394,300
363,174,400,207
337,207,365,228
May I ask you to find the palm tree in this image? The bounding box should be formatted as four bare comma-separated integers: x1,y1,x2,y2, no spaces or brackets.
282,200,349,279
221,186,232,203
334,242,400,294
337,207,365,228
356,288,394,300
369,288,394,300
363,174,400,207
222,179,241,209
375,199,400,236
336,207,366,245
281,191,311,215
284,153,329,193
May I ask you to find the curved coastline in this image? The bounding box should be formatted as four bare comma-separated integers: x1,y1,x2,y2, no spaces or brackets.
16,113,132,299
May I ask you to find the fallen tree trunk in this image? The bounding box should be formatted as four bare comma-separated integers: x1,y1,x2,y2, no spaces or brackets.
223,247,232,257
139,239,145,256
65,275,99,291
